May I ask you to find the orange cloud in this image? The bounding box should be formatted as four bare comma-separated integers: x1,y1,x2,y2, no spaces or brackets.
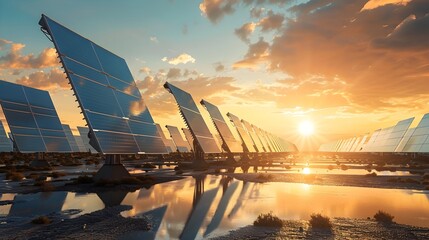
15,68,68,91
0,39,59,70
199,0,240,23
235,22,257,42
162,53,195,65
233,37,270,70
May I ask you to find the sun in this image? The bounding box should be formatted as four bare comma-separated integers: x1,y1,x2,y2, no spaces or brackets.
298,120,315,136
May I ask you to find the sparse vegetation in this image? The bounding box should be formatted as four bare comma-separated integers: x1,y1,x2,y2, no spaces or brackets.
340,164,348,171
256,174,273,181
365,172,377,177
74,175,94,184
309,213,332,229
31,216,52,224
6,171,24,181
253,212,283,227
374,210,394,224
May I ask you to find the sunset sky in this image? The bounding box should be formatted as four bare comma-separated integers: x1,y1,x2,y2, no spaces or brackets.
1,0,428,151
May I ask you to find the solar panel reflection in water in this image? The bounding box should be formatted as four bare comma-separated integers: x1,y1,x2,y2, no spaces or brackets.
155,124,176,153
0,80,71,153
0,121,12,152
402,113,429,152
182,128,195,151
62,124,80,152
164,82,220,153
166,125,191,153
39,15,166,154
226,113,256,153
200,100,242,153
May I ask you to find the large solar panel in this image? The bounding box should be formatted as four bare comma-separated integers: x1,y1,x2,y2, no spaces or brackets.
361,129,381,152
182,128,195,151
62,124,80,152
402,114,429,152
0,121,12,152
262,130,278,152
200,100,242,153
40,15,166,154
241,120,265,152
377,118,414,152
395,128,415,152
155,124,176,153
166,125,191,152
226,113,257,153
354,135,368,152
77,126,97,153
164,82,220,153
0,80,71,153
253,126,271,152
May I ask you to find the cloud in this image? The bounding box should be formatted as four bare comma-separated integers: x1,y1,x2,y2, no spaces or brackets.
235,22,257,42
199,0,240,23
129,98,148,116
136,68,240,116
214,62,225,72
150,36,159,43
162,53,196,65
15,68,68,91
233,37,270,70
0,39,59,70
139,66,151,75
373,14,429,50
362,0,412,11
166,68,182,79
258,10,284,32
250,7,265,18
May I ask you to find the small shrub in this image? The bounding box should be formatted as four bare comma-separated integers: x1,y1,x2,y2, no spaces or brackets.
327,165,334,170
309,213,332,229
74,175,93,184
253,212,283,227
31,216,52,224
6,171,24,181
365,172,377,177
51,171,67,179
374,210,394,224
340,164,348,171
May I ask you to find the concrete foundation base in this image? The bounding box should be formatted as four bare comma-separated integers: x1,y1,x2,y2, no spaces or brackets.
29,159,51,168
93,164,131,182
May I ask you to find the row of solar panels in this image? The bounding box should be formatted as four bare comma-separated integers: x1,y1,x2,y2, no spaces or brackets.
0,15,297,155
319,114,429,153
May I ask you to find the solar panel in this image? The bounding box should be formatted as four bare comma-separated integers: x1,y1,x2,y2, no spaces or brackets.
74,134,87,152
200,100,242,153
166,125,191,152
252,126,272,152
402,113,429,152
226,113,257,153
164,82,221,153
155,124,176,153
355,135,368,152
77,126,97,153
362,129,381,152
182,128,195,151
262,130,277,152
40,15,166,154
377,118,414,152
0,80,71,153
395,128,415,152
240,120,265,152
0,121,12,152
62,124,80,152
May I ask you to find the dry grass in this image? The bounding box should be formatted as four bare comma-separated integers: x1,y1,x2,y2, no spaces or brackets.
31,216,52,224
253,212,283,227
374,210,394,224
6,171,24,181
309,213,332,229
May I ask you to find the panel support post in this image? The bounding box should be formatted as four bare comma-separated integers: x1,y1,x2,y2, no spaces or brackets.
30,152,51,168
192,140,208,170
94,154,131,182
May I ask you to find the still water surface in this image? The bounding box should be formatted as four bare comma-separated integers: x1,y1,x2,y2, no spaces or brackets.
1,175,428,239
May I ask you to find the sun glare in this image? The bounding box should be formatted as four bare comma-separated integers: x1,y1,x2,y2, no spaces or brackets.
298,120,315,136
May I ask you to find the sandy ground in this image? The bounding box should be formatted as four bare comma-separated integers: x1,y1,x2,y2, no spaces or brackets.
0,205,150,240
224,172,428,190
212,218,429,240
